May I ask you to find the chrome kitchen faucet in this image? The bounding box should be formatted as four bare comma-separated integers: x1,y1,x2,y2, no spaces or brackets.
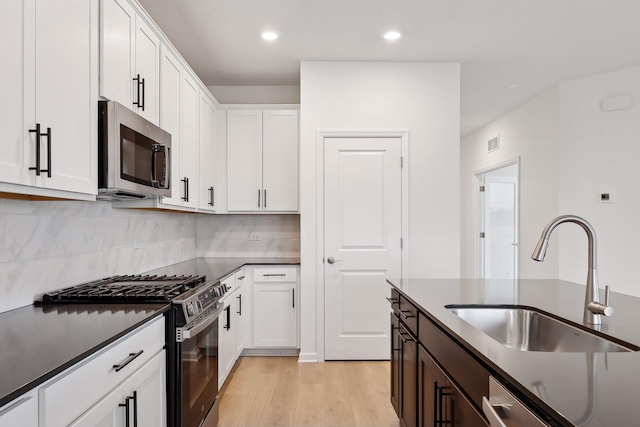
531,215,614,325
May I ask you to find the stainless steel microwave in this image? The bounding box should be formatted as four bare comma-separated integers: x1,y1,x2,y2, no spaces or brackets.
98,100,171,200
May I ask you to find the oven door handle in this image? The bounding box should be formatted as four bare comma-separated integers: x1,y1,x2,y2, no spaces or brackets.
177,307,223,342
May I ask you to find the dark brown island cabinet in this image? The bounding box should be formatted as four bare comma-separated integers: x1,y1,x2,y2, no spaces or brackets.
389,288,489,427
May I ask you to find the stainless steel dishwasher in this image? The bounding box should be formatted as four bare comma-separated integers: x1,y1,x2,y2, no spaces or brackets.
483,376,548,426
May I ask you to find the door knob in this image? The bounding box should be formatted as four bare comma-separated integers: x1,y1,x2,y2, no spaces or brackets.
327,257,343,264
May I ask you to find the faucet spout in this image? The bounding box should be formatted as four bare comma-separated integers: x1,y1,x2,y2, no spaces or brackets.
531,215,612,325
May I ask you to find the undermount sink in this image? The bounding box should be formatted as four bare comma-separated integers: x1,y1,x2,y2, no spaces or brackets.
446,305,639,353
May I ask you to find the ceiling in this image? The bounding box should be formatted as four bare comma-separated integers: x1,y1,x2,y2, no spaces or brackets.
138,0,640,136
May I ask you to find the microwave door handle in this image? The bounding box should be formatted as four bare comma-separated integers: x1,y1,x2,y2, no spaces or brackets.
151,145,166,188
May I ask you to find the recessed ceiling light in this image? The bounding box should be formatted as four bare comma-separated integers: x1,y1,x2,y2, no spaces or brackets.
383,31,401,41
261,31,279,41
508,83,519,89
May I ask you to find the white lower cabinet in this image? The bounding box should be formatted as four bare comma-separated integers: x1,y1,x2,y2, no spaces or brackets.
68,351,166,427
39,316,165,427
252,266,299,348
0,390,38,427
219,271,245,388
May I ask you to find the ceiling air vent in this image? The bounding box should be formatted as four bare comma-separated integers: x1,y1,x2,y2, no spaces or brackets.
488,135,500,152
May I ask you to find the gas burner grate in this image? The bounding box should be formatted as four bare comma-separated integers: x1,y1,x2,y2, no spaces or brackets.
38,274,207,304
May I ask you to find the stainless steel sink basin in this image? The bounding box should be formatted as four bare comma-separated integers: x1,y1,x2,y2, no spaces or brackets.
446,305,638,353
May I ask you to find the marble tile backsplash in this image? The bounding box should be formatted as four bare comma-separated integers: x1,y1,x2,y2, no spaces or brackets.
0,198,300,313
196,214,300,258
0,199,197,313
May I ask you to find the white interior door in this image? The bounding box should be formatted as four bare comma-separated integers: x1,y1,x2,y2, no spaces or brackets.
480,163,518,279
324,137,402,360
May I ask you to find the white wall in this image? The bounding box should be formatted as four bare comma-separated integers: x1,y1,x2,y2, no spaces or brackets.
300,61,461,361
461,88,561,280
557,66,640,296
0,199,196,313
461,65,640,297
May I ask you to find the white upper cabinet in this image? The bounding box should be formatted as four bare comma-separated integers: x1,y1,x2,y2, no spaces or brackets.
227,109,299,212
179,72,200,209
0,0,98,199
227,110,263,211
101,0,160,125
262,110,299,212
158,44,184,208
198,92,218,212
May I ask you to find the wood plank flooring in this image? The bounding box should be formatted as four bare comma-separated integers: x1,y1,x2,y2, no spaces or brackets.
218,357,400,427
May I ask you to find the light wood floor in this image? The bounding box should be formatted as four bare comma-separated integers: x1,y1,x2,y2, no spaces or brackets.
218,356,400,427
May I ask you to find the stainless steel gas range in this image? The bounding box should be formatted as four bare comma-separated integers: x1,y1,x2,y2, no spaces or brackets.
39,274,229,427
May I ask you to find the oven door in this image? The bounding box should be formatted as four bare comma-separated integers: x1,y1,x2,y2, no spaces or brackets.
178,307,221,427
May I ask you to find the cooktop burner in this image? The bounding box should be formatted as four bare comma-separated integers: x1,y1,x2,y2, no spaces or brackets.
38,274,207,305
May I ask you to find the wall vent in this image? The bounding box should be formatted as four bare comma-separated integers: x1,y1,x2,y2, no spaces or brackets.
488,135,500,152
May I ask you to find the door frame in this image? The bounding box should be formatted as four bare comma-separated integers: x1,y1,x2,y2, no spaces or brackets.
315,130,409,361
473,157,520,279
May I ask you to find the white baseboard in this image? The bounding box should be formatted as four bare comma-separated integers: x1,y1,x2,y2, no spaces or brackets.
241,348,300,357
297,352,319,363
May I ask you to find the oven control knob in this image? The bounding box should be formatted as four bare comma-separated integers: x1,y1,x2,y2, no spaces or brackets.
187,302,196,316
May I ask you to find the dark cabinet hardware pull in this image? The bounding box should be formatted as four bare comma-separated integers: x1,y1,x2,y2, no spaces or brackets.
133,74,144,110
399,310,414,320
258,189,261,208
132,391,138,427
28,124,49,177
225,305,231,330
181,177,189,202
29,123,42,176
264,189,267,208
292,288,295,308
237,294,242,315
433,382,439,427
119,395,131,427
208,186,215,206
42,127,51,177
237,275,245,280
386,297,400,305
140,77,145,111
263,273,286,277
113,350,144,372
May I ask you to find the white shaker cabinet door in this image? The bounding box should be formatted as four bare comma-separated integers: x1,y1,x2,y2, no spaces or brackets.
226,110,263,211
100,0,135,108
159,45,183,207
180,72,200,209
262,110,299,212
33,0,97,195
198,92,218,212
253,284,297,347
0,0,33,187
134,17,160,125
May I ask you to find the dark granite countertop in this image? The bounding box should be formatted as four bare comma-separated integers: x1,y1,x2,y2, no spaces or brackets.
388,278,640,427
0,303,168,408
0,257,299,409
144,257,300,281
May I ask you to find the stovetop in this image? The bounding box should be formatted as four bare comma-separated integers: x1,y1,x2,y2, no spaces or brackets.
37,274,207,305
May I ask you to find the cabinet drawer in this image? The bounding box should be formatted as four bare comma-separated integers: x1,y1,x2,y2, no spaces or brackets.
40,316,165,427
419,313,489,411
399,295,418,336
253,267,297,282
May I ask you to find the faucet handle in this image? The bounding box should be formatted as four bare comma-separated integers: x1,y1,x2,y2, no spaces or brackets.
587,285,614,317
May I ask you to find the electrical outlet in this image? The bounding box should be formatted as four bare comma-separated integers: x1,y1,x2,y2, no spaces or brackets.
249,232,261,241
598,192,615,203
134,239,142,249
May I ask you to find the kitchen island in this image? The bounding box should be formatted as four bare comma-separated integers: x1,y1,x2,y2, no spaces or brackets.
388,278,640,427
